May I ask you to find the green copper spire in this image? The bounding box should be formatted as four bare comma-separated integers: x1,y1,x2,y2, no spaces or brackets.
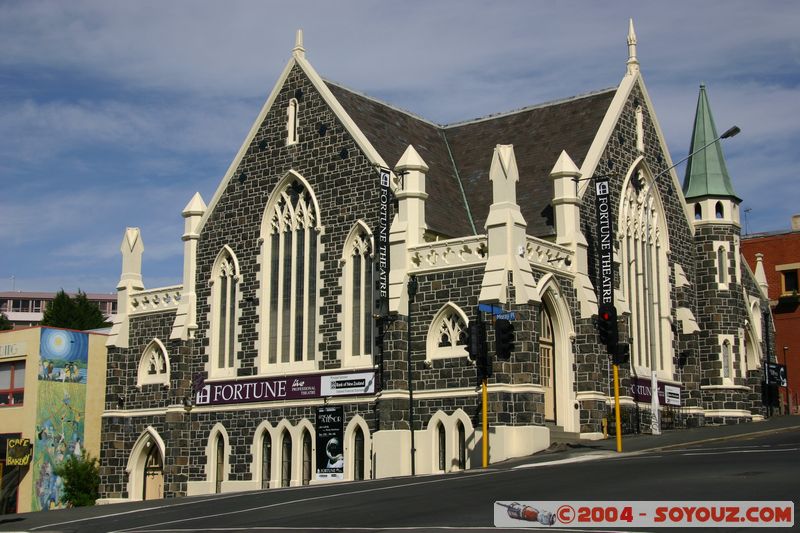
682,84,740,201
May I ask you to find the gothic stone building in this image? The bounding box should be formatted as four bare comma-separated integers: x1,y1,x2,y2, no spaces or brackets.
98,24,773,502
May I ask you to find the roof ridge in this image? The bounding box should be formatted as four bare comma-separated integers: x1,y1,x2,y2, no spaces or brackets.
442,87,617,128
323,78,616,130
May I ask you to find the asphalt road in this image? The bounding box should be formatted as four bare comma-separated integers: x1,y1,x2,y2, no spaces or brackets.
2,427,797,532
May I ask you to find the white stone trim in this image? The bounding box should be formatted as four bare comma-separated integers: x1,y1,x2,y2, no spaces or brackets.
343,414,371,481
125,426,166,502
250,420,275,490
676,307,700,335
128,286,183,316
539,279,578,433
700,384,751,391
257,171,322,375
207,246,241,379
714,240,731,290
425,303,469,362
136,338,170,389
339,221,375,369
703,409,752,419
576,391,608,402
205,423,230,492
380,383,547,401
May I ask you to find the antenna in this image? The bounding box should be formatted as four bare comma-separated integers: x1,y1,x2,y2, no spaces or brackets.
744,207,752,235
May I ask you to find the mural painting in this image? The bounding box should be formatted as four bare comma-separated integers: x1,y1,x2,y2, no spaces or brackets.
32,329,89,511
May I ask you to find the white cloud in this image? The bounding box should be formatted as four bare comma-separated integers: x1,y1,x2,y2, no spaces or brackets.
1,0,798,293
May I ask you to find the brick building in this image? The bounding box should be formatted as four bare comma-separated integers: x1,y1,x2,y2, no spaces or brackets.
0,292,117,329
98,24,772,503
742,217,800,414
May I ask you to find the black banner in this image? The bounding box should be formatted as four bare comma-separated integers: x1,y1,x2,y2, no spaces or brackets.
766,362,788,387
593,176,614,306
315,405,344,480
376,169,391,318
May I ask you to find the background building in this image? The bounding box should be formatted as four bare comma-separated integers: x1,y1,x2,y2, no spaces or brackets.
742,216,800,414
0,327,108,514
0,292,117,330
98,24,772,503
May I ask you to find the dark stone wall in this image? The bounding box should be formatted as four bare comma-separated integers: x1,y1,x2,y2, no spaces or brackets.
194,65,381,377
578,81,699,430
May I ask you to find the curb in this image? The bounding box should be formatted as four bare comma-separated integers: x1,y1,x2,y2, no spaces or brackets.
632,423,800,454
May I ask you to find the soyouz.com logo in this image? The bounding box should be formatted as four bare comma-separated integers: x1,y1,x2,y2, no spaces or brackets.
494,501,794,528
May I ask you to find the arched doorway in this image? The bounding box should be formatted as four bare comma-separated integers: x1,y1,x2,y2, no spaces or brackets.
126,427,166,502
539,305,556,422
143,442,164,500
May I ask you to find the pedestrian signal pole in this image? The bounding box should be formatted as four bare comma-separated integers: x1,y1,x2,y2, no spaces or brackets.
466,311,490,468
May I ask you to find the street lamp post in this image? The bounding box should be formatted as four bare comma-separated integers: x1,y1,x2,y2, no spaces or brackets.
783,346,790,414
645,125,740,435
407,274,418,475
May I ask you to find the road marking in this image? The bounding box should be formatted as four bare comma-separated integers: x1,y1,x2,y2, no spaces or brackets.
114,526,648,533
28,491,264,531
107,471,503,532
682,448,798,457
638,424,800,453
513,452,617,469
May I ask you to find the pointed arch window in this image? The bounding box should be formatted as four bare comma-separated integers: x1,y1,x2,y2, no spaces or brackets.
262,177,320,370
261,432,272,489
280,431,292,487
301,430,312,486
721,340,733,380
694,203,702,220
353,426,365,481
210,248,239,376
619,166,672,375
214,433,225,494
137,339,170,388
426,304,469,360
715,201,724,219
342,222,374,365
717,246,728,285
456,421,466,470
437,422,446,471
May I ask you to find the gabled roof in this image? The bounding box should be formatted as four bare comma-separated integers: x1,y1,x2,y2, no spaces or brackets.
683,84,739,201
327,82,615,238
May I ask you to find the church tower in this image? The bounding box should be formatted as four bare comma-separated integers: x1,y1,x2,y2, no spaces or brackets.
684,84,753,421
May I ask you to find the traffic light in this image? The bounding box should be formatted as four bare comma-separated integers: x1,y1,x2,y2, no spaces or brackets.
466,320,491,381
597,303,618,351
495,318,515,360
465,322,487,362
612,342,630,366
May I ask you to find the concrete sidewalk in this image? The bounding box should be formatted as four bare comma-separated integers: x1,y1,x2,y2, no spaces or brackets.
503,415,800,468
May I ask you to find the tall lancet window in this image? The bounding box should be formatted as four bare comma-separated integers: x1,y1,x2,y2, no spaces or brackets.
262,176,320,370
210,248,239,376
619,167,672,376
286,98,299,146
342,222,374,365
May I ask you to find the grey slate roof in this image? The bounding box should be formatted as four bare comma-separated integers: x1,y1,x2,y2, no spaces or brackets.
326,81,615,238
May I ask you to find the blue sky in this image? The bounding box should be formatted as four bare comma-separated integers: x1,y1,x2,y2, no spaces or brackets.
1,1,798,294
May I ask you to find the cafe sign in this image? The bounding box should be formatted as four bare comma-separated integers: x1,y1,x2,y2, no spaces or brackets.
6,438,33,466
